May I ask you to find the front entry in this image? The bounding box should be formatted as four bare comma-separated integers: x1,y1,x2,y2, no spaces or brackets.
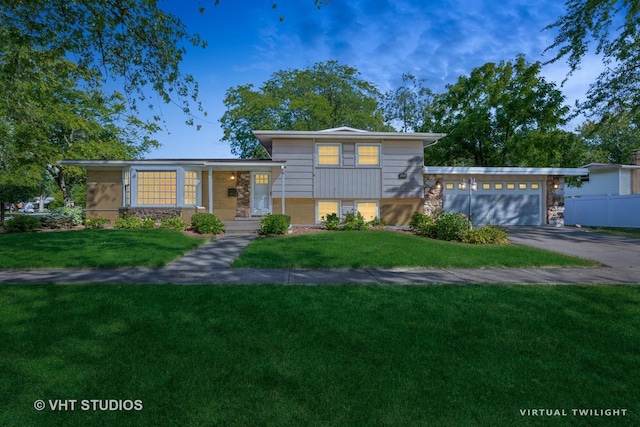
251,172,271,216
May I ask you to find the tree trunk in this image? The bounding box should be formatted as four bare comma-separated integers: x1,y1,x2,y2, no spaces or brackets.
0,201,5,225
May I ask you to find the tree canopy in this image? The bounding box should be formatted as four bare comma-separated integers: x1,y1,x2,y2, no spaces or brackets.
544,0,640,121
420,56,579,167
220,61,389,158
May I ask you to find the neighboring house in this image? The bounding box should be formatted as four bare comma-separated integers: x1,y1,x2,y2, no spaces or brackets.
563,150,640,227
564,163,640,197
60,127,588,227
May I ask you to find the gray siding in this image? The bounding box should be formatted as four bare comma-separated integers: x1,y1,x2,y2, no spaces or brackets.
270,137,425,200
382,140,424,198
314,168,382,198
271,139,313,198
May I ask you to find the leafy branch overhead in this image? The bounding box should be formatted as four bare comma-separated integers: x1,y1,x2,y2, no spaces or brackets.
544,0,640,120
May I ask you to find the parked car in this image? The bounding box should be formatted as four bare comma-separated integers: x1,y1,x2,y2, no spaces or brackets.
18,202,35,213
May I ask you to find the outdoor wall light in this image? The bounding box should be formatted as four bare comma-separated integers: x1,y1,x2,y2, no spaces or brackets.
398,172,408,179
230,172,236,180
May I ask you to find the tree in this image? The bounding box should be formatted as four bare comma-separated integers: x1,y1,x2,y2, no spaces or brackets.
578,111,640,164
544,1,640,120
421,56,576,167
382,73,434,132
4,56,159,206
220,61,389,158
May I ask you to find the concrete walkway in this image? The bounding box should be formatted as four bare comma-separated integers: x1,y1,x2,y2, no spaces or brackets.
0,229,638,285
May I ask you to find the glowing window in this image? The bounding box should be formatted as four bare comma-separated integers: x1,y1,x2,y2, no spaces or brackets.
184,171,199,205
357,145,380,166
317,201,339,223
317,144,340,166
458,183,466,190
482,183,491,190
356,202,378,222
519,183,528,190
494,183,503,190
507,183,516,190
137,171,177,205
124,170,131,206
445,183,454,190
254,173,269,185
531,183,540,190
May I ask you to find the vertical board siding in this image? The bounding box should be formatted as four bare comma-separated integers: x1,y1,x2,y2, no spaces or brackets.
314,168,382,198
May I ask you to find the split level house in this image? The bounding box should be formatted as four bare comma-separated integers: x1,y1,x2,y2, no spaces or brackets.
61,127,588,227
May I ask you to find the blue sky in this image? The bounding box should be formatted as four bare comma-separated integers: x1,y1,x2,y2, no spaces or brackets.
148,0,603,159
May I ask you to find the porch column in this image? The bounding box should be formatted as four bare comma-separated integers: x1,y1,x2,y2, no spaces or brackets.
281,165,286,215
208,167,213,214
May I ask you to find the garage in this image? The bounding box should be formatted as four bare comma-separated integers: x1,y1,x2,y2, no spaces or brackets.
424,167,590,227
443,180,543,226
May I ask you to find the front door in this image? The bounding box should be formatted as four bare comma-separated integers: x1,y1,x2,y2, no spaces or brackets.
251,172,271,216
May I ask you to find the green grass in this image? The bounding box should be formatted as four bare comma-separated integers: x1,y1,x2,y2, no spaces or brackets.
232,230,598,268
1,285,638,426
587,226,640,239
0,229,207,269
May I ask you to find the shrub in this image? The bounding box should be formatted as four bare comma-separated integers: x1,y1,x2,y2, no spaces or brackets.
259,213,291,235
341,211,369,231
4,215,41,233
42,206,84,229
114,216,144,230
432,212,471,241
142,217,157,229
321,213,340,231
462,226,508,245
409,212,435,237
369,217,386,227
191,213,225,235
160,217,187,231
85,216,109,229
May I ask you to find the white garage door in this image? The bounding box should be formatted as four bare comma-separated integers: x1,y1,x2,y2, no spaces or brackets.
443,181,543,226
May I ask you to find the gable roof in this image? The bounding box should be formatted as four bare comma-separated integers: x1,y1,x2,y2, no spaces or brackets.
253,127,447,155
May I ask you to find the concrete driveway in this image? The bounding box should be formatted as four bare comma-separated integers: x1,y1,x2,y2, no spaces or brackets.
506,226,640,267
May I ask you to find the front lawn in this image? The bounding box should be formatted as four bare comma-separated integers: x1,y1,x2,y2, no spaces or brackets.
0,229,207,269
1,285,638,426
232,230,597,268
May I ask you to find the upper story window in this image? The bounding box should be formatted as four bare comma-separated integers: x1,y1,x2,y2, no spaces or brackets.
317,143,341,166
356,144,380,166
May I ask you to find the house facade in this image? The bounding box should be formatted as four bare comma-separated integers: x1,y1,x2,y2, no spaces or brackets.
61,127,587,227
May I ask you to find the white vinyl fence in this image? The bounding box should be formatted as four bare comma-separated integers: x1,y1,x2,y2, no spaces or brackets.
565,194,640,227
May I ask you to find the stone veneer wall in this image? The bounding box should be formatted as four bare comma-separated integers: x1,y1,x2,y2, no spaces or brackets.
547,175,565,226
423,174,444,217
235,171,251,218
119,207,182,221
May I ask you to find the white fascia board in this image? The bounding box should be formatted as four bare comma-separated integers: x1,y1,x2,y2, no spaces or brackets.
253,129,447,148
424,166,590,176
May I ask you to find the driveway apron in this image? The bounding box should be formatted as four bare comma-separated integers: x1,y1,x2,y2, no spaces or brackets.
506,226,640,268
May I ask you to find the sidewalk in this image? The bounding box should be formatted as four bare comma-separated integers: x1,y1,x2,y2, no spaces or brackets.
1,232,639,286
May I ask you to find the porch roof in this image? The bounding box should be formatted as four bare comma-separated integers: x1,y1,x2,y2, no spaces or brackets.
58,159,286,170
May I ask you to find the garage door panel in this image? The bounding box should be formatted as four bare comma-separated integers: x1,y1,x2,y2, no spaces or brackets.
443,194,541,226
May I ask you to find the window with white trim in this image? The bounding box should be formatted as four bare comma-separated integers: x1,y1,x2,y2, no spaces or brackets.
137,171,177,205
355,201,379,222
356,144,380,166
316,144,341,166
184,171,199,205
317,201,340,223
124,167,201,207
